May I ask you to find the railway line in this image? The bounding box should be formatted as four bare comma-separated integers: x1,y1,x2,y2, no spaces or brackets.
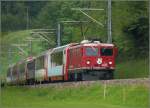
27,78,150,88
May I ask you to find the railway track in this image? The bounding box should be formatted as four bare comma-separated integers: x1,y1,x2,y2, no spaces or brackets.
27,78,150,88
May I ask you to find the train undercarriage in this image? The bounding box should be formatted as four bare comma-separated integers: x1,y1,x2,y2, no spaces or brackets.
5,70,114,86
68,70,114,81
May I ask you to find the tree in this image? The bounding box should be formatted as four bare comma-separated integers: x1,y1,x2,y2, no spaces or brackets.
124,16,149,57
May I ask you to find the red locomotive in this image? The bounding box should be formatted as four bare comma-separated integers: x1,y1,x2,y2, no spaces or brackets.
6,40,118,84
67,40,118,81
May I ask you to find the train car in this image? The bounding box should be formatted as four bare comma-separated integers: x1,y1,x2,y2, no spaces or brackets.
67,40,118,80
6,40,118,85
35,54,48,83
47,45,69,81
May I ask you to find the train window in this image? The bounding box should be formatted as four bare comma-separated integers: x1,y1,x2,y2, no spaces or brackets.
69,49,73,64
85,47,98,56
7,68,11,76
27,60,35,71
36,56,44,70
76,48,80,56
19,63,25,73
101,48,113,56
80,48,83,56
12,65,17,76
51,51,63,66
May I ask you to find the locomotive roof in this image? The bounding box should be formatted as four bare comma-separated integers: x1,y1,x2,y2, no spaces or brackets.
69,42,114,48
83,43,114,47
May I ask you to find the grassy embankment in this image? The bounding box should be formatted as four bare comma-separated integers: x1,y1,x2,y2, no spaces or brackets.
1,83,149,108
1,30,44,77
115,58,149,79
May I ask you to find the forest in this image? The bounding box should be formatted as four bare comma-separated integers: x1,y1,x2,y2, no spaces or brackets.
0,1,149,77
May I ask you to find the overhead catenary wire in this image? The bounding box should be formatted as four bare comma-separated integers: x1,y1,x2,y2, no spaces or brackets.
57,20,89,46
71,8,104,27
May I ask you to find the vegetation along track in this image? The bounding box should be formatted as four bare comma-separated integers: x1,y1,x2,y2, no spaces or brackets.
27,78,150,88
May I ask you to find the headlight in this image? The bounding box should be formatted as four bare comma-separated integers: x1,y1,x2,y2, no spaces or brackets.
86,60,90,64
109,61,112,64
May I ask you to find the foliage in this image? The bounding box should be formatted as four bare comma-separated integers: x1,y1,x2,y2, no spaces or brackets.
1,1,46,32
115,58,149,79
111,1,148,59
124,16,149,57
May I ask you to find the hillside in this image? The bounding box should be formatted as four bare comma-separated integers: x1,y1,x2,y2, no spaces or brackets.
1,30,47,77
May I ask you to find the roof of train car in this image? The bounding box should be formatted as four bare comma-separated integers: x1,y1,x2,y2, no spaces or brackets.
68,42,114,49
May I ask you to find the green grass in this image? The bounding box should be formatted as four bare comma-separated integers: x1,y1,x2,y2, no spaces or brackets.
115,58,149,79
1,83,149,108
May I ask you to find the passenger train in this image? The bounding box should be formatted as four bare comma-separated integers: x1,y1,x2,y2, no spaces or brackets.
6,40,118,85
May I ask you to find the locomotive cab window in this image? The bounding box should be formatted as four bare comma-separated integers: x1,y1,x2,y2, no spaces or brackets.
85,47,98,56
101,48,113,56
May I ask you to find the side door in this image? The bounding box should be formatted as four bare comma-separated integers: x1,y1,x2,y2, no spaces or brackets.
63,49,67,75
